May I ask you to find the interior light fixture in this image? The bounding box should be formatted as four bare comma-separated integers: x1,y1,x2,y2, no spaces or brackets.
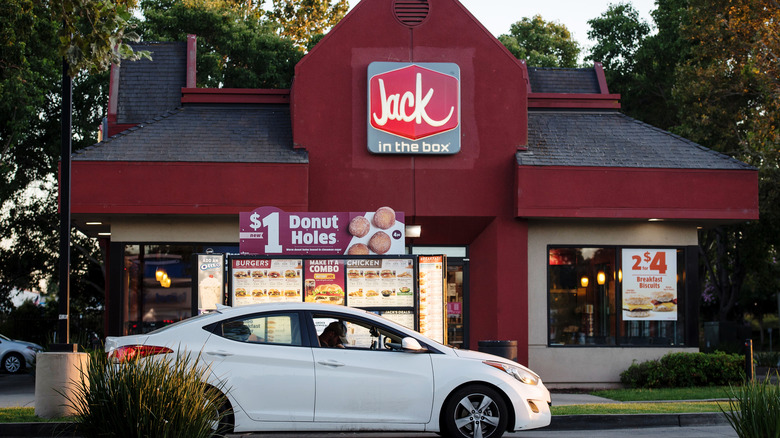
85,221,103,225
405,225,422,238
648,218,664,222
597,271,606,285
97,232,111,236
580,276,589,287
156,268,165,282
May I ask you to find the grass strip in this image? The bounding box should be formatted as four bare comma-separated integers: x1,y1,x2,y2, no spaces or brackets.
591,386,732,401
0,407,68,423
552,401,729,416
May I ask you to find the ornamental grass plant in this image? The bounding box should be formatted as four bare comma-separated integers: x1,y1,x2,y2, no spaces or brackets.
64,350,231,438
722,371,780,438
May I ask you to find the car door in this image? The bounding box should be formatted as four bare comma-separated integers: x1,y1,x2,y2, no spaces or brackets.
310,314,434,424
202,311,316,422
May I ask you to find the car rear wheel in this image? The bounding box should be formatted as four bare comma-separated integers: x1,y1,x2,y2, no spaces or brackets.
442,385,508,438
2,353,24,374
205,388,233,436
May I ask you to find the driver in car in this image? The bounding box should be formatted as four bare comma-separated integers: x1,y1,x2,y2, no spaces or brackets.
319,322,346,348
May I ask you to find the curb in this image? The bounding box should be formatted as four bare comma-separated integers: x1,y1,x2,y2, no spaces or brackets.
0,413,730,436
546,412,729,431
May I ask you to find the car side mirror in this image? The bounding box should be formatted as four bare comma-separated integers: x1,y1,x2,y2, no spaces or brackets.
401,337,426,352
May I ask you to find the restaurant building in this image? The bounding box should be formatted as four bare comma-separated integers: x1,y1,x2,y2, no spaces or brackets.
70,0,758,386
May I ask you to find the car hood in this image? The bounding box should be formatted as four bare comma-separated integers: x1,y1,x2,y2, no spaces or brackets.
452,349,535,370
14,340,43,350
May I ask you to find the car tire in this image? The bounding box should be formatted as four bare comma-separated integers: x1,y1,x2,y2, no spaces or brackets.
205,388,233,436
441,384,508,438
2,353,24,374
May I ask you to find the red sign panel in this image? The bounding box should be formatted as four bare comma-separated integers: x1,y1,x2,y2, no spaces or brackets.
369,64,460,141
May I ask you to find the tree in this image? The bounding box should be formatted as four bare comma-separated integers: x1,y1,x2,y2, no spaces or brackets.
672,0,780,322
1,0,138,339
586,0,690,130
57,0,148,76
266,0,349,50
498,15,580,68
586,3,651,80
139,0,303,88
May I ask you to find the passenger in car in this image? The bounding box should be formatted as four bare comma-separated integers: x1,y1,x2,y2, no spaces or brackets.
319,322,346,348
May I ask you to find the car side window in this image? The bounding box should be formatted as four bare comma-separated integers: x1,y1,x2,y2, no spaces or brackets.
313,314,403,350
219,313,302,346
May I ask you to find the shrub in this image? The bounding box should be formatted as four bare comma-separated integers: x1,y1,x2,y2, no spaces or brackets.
621,351,744,388
65,350,231,438
722,370,780,438
754,351,780,368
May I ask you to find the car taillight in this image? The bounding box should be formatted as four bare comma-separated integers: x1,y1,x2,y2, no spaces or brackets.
108,345,173,363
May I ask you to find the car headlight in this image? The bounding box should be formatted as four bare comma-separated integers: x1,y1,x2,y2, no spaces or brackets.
483,360,540,385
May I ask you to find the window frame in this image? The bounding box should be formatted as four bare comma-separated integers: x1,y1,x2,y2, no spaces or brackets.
546,245,694,348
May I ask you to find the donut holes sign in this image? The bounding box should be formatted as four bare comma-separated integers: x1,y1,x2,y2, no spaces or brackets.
367,62,461,155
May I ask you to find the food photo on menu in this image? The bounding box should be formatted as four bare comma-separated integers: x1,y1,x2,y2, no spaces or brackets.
345,206,405,256
304,260,346,305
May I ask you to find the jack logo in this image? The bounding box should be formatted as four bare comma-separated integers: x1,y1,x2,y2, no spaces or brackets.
369,64,460,142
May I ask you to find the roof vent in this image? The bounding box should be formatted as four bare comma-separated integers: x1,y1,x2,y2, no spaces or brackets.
394,0,430,27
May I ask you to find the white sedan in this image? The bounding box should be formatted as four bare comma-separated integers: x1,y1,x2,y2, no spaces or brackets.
105,303,551,437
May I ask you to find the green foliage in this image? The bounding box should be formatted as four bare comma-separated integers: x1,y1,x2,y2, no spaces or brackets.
586,2,651,78
266,0,349,50
587,0,690,131
722,372,780,438
56,0,149,76
139,0,303,88
754,351,780,368
621,352,745,388
498,15,580,68
65,351,231,438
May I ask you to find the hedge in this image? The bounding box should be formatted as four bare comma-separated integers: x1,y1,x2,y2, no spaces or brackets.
621,351,745,388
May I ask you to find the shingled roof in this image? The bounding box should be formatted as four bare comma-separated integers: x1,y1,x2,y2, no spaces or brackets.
117,42,188,124
521,111,753,170
528,67,601,94
75,104,307,163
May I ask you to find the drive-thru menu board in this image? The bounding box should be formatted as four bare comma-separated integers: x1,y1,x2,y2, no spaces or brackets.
227,255,435,336
345,259,415,308
418,255,446,344
230,258,303,306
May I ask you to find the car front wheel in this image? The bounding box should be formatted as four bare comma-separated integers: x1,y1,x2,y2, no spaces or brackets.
442,385,508,438
2,353,24,374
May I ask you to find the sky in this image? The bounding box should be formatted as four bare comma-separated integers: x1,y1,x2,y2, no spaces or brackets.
347,0,658,53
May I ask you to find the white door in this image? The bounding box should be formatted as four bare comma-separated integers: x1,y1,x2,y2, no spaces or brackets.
202,312,315,422
311,318,434,423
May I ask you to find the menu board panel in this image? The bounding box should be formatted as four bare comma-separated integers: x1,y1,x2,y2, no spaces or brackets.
377,310,416,330
195,253,225,312
345,258,415,308
622,249,678,321
304,259,345,305
418,255,446,344
230,258,303,306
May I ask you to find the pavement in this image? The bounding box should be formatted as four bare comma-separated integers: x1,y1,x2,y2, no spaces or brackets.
0,372,737,437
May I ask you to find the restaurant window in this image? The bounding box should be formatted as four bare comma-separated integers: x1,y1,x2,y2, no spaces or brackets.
548,246,686,347
122,244,237,335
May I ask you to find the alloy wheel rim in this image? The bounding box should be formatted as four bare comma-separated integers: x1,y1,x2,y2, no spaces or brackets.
5,356,21,373
453,393,500,438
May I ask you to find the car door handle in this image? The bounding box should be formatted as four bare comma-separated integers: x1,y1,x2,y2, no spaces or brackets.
206,350,234,357
317,360,345,367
